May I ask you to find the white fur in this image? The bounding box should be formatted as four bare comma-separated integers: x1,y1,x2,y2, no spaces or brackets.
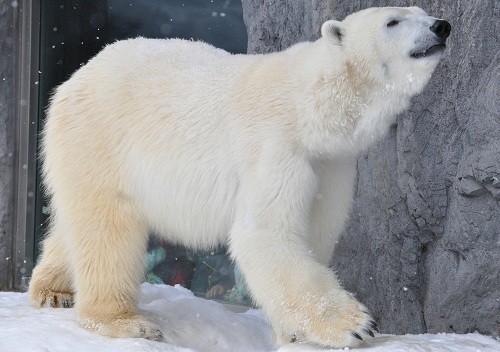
29,7,446,348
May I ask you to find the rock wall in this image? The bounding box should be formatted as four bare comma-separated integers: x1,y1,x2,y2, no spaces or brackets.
0,0,15,291
242,0,499,336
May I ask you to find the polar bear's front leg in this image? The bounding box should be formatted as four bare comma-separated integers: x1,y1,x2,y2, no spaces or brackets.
230,155,376,348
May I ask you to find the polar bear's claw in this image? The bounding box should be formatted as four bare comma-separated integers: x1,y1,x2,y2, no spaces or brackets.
364,328,375,337
369,319,379,332
351,332,363,340
32,290,74,309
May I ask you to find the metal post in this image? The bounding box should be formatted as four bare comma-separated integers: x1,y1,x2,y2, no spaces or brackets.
12,0,40,291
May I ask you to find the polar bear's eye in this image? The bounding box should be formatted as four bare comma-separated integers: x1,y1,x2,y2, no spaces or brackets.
387,19,400,27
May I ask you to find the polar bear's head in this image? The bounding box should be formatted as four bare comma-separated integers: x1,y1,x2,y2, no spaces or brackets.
321,7,451,96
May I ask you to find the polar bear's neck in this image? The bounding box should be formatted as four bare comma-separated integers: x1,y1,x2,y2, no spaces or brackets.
293,40,411,158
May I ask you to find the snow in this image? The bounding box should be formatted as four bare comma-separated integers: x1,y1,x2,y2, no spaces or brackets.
0,283,498,352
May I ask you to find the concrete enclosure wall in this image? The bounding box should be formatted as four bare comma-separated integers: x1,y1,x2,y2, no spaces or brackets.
242,0,499,336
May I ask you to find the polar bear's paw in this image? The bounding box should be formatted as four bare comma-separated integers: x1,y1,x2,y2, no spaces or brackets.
307,297,377,347
275,289,377,348
79,315,163,341
30,289,74,308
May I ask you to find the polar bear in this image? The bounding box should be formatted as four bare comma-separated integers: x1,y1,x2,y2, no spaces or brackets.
28,6,450,348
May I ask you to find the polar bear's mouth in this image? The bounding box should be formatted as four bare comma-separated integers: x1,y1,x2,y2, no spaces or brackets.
410,44,446,59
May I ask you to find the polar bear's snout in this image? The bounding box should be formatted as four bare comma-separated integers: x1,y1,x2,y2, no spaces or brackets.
430,19,451,40
410,18,451,59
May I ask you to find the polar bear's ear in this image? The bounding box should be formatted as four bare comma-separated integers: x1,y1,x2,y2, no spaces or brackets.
321,20,344,45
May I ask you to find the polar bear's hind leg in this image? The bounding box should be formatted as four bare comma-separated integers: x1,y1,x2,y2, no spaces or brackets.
67,191,162,341
28,227,74,308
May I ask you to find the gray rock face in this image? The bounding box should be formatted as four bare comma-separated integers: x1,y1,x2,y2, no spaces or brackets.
242,0,499,336
0,1,15,291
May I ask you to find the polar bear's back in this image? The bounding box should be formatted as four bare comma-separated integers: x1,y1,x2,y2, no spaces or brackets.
95,37,241,72
45,37,256,161
54,37,254,109
61,38,254,111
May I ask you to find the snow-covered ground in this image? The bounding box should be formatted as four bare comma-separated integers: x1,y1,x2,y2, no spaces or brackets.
0,283,498,352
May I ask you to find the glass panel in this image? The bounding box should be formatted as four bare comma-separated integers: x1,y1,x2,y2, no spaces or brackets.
36,0,249,306
145,241,252,305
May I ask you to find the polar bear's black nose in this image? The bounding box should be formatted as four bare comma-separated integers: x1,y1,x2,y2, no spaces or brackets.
430,20,451,39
